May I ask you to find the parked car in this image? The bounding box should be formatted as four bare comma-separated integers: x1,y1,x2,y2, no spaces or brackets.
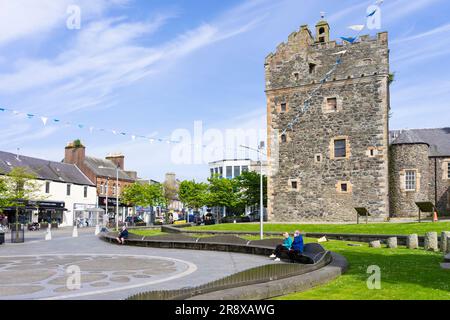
125,216,145,226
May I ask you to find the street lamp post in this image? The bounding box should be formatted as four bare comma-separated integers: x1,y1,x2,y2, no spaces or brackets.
116,165,119,231
240,142,266,240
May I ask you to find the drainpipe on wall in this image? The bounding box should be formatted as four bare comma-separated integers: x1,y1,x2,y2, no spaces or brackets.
435,157,438,214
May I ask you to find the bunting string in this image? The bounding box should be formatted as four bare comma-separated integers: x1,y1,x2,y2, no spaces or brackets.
0,107,179,145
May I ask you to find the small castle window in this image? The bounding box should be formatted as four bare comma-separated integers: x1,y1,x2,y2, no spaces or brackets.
309,63,316,74
370,149,374,156
280,103,287,112
291,181,298,190
315,154,323,163
318,37,325,43
340,183,348,192
294,72,299,80
327,97,338,112
337,181,352,194
281,134,287,143
319,27,325,34
405,170,417,191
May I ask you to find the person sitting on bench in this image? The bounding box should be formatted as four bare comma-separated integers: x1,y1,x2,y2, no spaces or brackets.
288,230,304,262
270,232,292,262
116,226,129,245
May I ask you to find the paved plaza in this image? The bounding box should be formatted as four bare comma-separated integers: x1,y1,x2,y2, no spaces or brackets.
0,228,272,300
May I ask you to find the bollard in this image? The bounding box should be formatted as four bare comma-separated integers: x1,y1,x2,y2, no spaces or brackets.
72,225,78,237
440,232,450,253
407,234,419,249
45,229,52,241
424,232,438,251
387,237,398,249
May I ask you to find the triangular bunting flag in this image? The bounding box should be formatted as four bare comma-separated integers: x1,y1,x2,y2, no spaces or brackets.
341,36,357,43
41,117,48,126
348,25,365,31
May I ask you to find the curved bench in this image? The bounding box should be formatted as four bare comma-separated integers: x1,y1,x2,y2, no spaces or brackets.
100,232,327,264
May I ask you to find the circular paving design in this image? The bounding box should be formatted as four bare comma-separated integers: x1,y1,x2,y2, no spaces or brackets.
0,254,196,299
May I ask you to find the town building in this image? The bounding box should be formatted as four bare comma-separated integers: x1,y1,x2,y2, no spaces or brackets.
0,150,96,226
63,140,137,223
208,159,268,179
266,19,450,221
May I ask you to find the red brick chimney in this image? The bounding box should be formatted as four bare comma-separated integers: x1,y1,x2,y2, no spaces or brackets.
106,153,125,170
64,140,85,166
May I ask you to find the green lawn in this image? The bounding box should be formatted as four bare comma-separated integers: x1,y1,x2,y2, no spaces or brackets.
189,221,450,236
276,239,450,300
129,229,164,237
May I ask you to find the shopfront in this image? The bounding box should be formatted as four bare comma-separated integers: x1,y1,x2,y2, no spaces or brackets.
3,200,66,225
98,196,128,223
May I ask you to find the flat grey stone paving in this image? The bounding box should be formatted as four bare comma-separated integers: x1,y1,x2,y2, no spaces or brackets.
0,227,273,300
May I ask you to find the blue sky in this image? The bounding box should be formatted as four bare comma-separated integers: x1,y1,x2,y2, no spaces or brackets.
0,0,449,182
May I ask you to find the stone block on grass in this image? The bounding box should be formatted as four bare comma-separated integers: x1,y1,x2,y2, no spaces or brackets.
441,232,450,253
406,234,418,249
387,237,397,249
424,232,438,251
369,240,381,248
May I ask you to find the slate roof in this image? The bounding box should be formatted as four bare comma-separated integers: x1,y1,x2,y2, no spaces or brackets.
390,128,450,157
0,151,94,186
83,156,136,181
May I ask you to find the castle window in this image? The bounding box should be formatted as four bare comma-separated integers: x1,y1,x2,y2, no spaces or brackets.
288,178,299,191
294,73,299,80
319,27,325,34
327,98,337,112
367,147,377,158
334,139,347,158
281,134,287,143
84,186,88,198
405,170,417,191
447,163,450,179
309,63,316,74
315,154,323,163
280,103,287,112
66,184,71,196
336,181,352,194
45,181,50,194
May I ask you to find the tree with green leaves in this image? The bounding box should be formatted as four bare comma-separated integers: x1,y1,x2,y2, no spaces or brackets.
0,167,42,241
235,171,267,208
206,175,243,217
122,182,165,209
178,180,208,212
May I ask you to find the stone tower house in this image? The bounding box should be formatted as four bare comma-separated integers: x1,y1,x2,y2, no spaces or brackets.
266,20,390,221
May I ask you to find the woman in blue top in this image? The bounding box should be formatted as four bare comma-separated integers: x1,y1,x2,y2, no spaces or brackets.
270,232,292,262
